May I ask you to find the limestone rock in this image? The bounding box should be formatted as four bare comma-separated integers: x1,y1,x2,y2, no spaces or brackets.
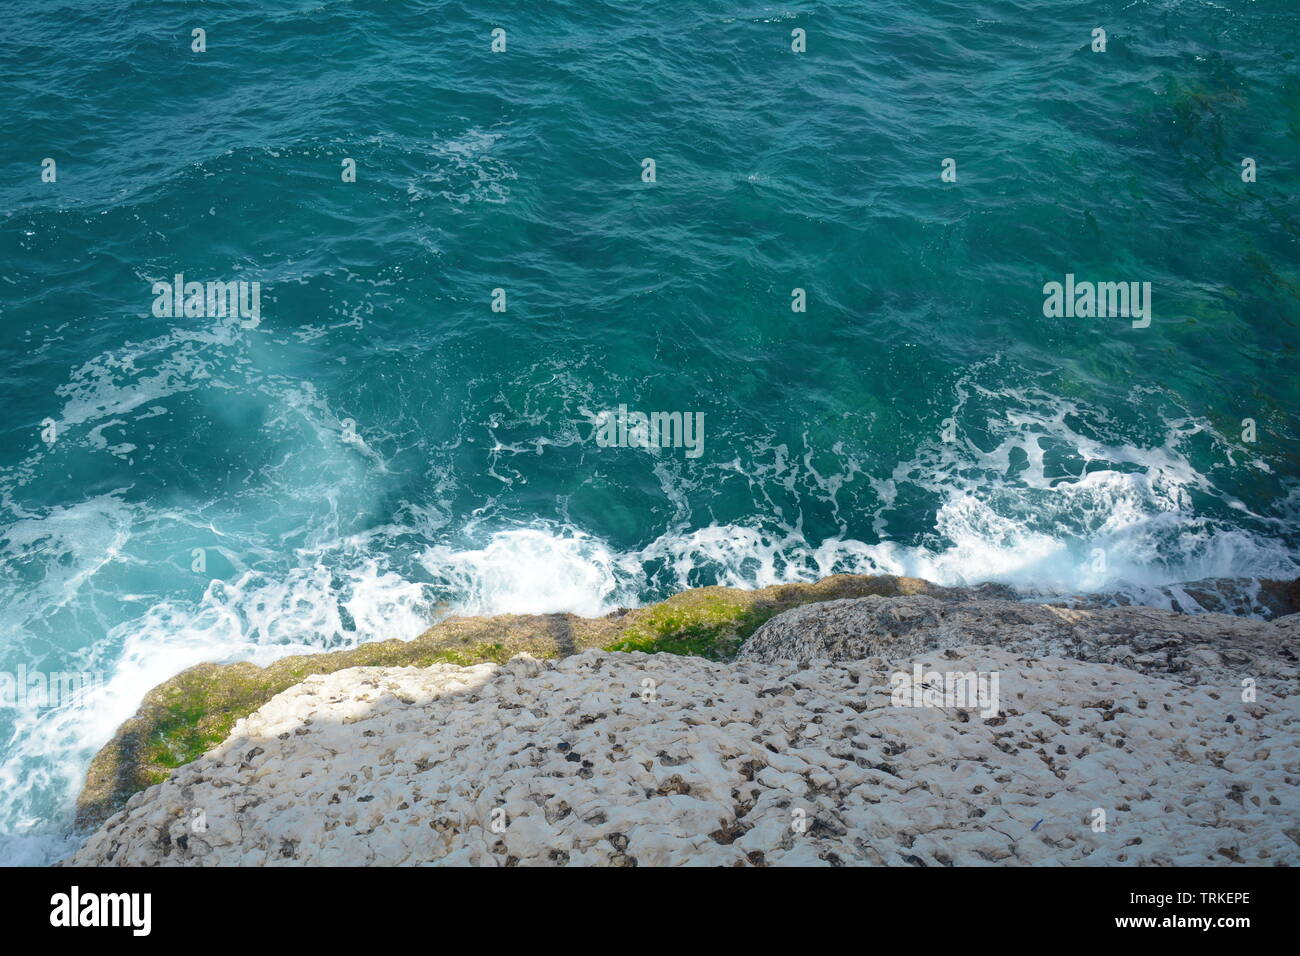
66,648,1299,867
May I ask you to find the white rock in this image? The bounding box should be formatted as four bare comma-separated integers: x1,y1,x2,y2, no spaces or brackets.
66,648,1300,867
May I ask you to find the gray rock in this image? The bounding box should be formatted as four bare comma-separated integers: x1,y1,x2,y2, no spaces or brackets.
738,596,1300,691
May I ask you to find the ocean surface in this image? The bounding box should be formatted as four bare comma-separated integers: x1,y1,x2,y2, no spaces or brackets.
1,0,1297,864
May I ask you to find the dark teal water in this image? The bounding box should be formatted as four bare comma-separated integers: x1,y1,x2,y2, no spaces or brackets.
1,0,1297,862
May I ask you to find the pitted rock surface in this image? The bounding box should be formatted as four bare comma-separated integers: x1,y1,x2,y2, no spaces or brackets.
67,649,1300,867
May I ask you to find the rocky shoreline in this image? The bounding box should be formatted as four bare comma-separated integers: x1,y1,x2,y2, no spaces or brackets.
65,574,1300,866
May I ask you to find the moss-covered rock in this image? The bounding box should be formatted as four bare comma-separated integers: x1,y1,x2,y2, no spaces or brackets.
75,572,993,829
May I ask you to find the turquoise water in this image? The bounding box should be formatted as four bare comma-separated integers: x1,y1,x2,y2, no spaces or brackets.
1,1,1297,863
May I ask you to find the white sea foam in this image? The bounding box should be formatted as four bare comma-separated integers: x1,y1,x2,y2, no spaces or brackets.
420,527,639,618
407,127,516,206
